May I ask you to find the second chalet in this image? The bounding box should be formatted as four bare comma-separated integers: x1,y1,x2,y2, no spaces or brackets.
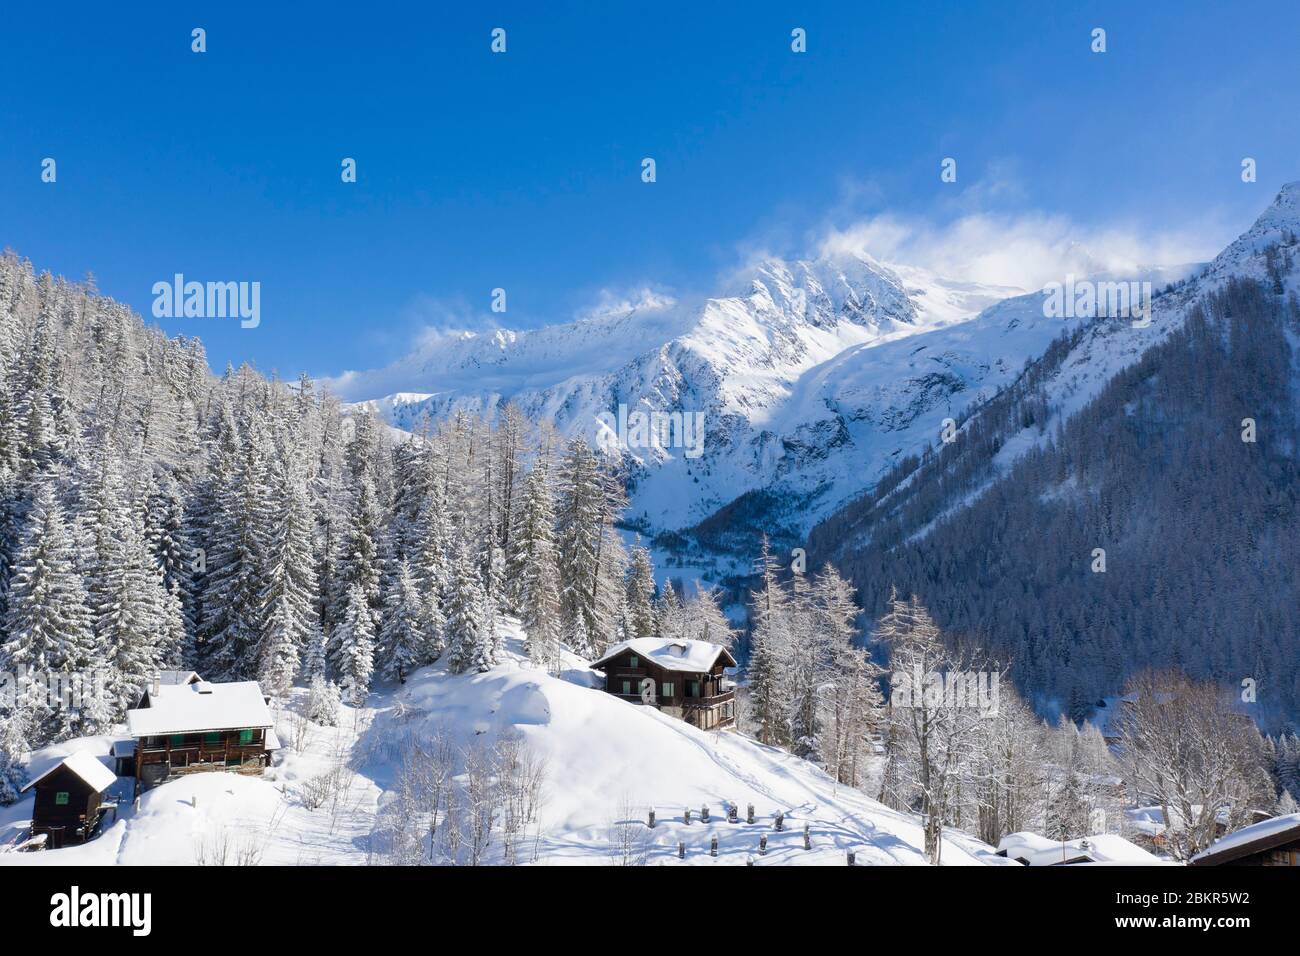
591,637,737,729
125,672,280,788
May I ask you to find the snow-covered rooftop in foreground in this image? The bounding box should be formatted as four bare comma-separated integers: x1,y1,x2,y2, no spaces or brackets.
20,751,116,794
1191,812,1300,865
126,680,273,737
590,637,736,673
997,831,1166,866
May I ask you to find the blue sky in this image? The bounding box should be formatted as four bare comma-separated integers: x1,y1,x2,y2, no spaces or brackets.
3,1,1298,388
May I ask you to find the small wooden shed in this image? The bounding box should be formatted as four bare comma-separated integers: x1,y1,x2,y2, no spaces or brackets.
19,752,118,849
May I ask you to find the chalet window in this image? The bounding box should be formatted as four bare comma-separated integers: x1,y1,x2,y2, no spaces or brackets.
621,680,631,696
239,729,255,744
203,732,222,745
689,680,700,698
629,655,639,667
662,682,675,698
168,734,185,747
55,791,70,805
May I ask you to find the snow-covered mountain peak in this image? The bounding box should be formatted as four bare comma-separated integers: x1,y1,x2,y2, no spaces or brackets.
1196,181,1300,290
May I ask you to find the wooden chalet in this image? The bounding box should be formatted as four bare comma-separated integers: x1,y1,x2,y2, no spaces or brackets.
1190,812,1300,866
19,752,118,849
591,638,737,730
126,674,280,788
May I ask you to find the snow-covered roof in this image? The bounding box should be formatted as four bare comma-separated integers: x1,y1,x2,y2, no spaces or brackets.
265,729,282,751
997,831,1165,866
157,670,202,686
20,751,117,794
1191,812,1300,866
590,638,737,674
127,680,274,736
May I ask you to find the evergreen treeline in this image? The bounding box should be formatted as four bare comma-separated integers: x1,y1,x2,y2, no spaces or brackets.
812,277,1300,730
0,254,724,766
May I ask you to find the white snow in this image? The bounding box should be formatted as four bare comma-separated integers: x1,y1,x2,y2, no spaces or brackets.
127,680,274,737
997,831,1166,866
2,620,1013,866
1190,812,1300,864
590,637,734,674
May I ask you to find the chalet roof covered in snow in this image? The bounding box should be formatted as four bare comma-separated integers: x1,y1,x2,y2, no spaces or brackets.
1190,812,1300,866
157,670,202,686
590,638,737,674
996,831,1165,866
126,679,274,737
20,751,117,794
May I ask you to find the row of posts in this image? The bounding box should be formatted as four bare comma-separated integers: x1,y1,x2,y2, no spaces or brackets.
648,804,863,861
650,803,781,828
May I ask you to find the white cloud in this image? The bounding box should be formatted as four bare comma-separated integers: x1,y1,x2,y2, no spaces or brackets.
814,210,1226,292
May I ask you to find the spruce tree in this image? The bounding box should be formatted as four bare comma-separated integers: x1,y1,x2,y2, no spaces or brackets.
1,480,96,743
444,538,486,675
625,543,657,640
333,583,376,706
379,559,425,681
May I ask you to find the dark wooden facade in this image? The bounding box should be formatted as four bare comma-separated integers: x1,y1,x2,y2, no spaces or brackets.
597,648,736,730
26,764,107,850
134,728,272,788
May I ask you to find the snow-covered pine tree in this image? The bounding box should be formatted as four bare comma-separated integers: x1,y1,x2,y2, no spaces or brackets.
656,579,681,640
625,543,656,640
379,559,425,681
0,712,29,805
555,435,627,656
785,570,828,764
258,598,301,698
815,563,883,786
508,461,563,664
444,538,486,675
143,471,197,655
95,499,177,721
482,539,506,614
676,585,737,649
306,675,341,726
473,588,501,673
198,416,273,679
332,582,376,706
301,622,328,684
409,460,452,657
0,479,96,743
255,456,318,694
745,538,791,747
331,473,382,642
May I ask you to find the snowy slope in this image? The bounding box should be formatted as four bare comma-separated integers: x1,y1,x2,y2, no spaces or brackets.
0,621,1010,867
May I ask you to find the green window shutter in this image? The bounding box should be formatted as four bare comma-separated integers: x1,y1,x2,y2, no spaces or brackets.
203,731,222,745
629,655,639,667
169,734,185,747
239,729,254,745
55,791,70,805
621,680,631,695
